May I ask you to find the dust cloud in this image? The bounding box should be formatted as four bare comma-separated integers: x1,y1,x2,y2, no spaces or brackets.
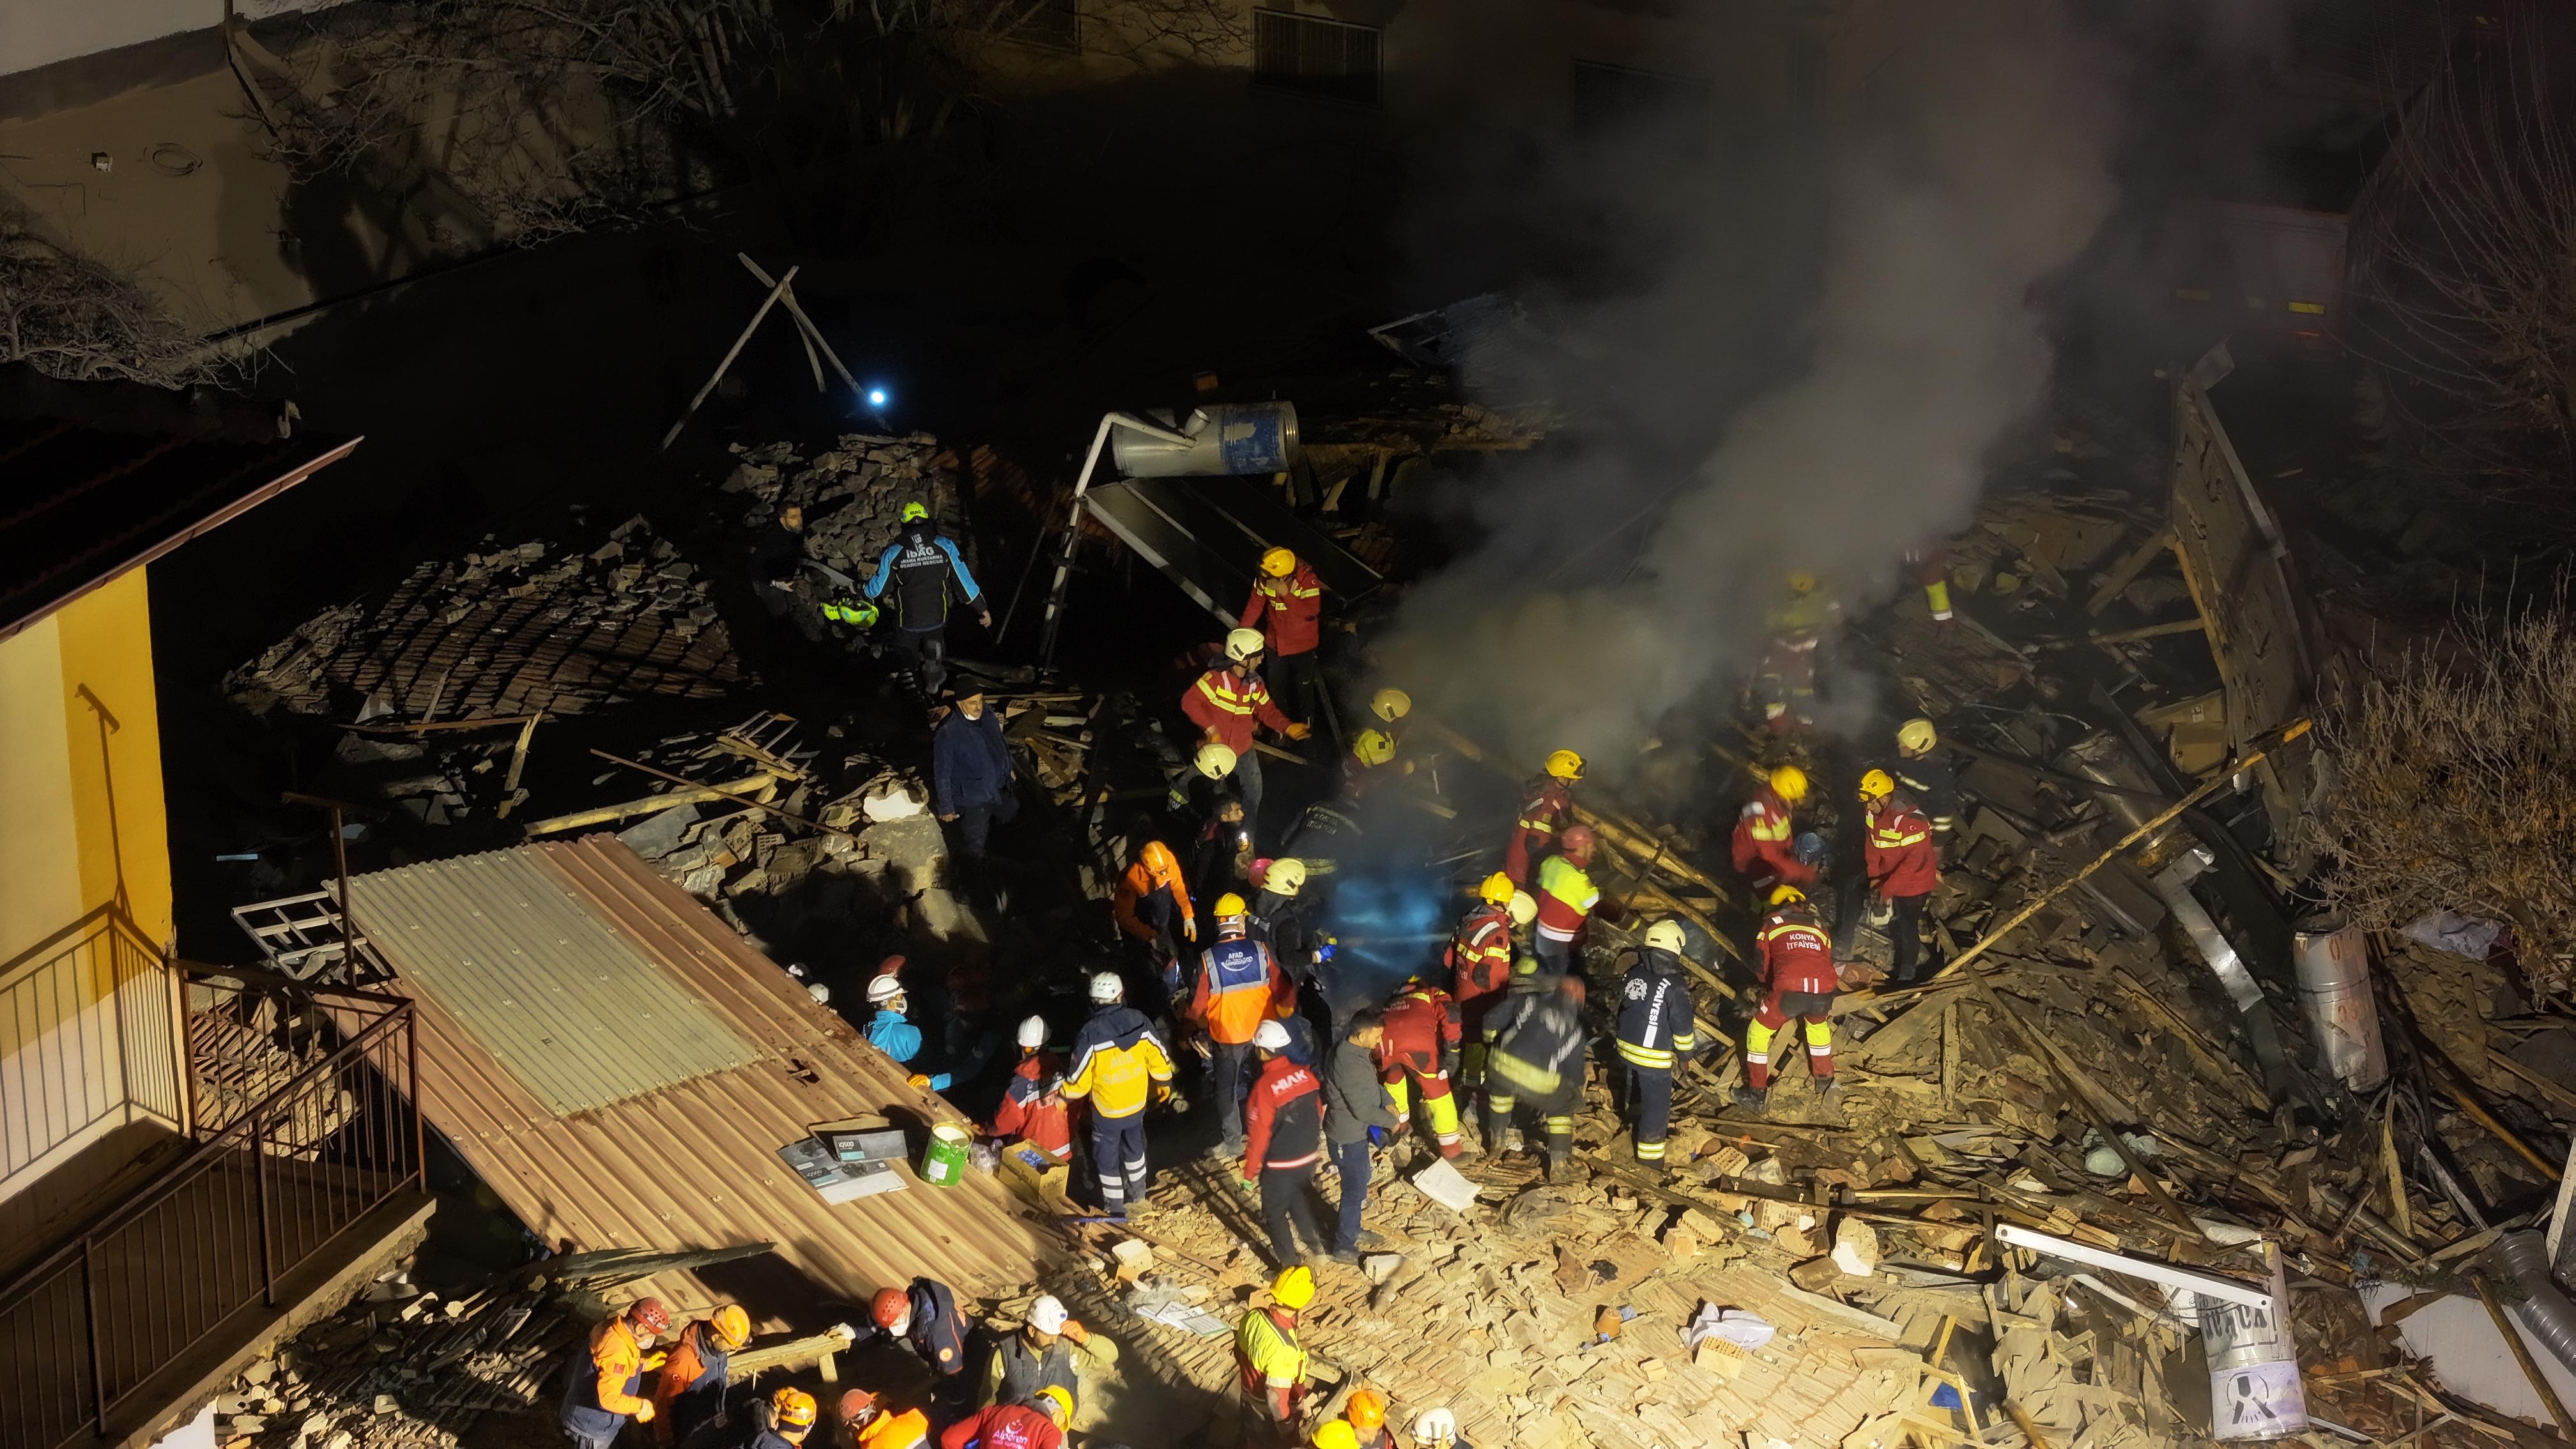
1371,1,2122,779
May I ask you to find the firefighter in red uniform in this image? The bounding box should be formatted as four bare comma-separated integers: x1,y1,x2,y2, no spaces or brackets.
1184,629,1313,850
1504,751,1584,885
1730,764,1818,893
1241,548,1327,726
1375,976,1466,1158
1735,885,1840,1111
1859,770,1940,985
1445,873,1526,1116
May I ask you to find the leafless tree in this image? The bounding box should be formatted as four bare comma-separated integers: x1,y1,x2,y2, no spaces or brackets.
0,198,241,388
2345,11,2576,518
2309,602,2576,1005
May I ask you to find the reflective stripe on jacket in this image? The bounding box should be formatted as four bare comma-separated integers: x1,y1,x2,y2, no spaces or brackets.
1062,1005,1176,1119
1239,564,1324,656
1757,905,1840,995
1236,1308,1307,1391
1615,951,1698,1069
1864,799,1938,898
1192,935,1290,1045
1183,666,1292,754
1533,854,1601,941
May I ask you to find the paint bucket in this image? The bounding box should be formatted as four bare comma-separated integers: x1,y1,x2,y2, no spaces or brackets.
921,1123,970,1187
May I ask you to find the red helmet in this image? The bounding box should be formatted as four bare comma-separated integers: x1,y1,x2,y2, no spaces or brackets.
838,1389,878,1425
628,1297,672,1335
1559,824,1598,862
870,1287,911,1329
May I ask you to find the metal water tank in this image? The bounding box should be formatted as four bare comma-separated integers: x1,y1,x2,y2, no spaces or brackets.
2291,914,2386,1091
1110,403,1300,478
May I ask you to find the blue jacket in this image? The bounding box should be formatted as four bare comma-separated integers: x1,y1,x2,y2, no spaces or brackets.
864,528,981,631
852,1278,970,1375
933,708,1014,814
868,1009,950,1090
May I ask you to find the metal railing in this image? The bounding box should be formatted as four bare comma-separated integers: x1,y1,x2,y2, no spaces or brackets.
0,984,423,1449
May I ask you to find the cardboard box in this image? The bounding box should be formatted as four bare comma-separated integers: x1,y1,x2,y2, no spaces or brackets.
999,1142,1071,1208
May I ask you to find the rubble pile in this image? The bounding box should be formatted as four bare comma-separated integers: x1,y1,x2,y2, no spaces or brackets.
226,516,745,723
721,434,965,581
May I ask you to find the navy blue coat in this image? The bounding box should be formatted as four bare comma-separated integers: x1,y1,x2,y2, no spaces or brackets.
933,708,1014,814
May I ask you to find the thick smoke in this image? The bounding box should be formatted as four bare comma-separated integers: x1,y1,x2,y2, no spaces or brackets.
1376,1,2121,777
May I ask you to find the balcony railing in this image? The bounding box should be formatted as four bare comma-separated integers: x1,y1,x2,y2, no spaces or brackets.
0,977,424,1449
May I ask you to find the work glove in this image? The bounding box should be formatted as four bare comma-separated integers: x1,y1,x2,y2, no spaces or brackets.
633,1403,658,1425
1183,917,1199,943
1283,722,1314,741
908,1074,932,1090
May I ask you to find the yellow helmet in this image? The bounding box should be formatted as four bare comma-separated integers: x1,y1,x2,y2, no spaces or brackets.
1643,919,1686,954
1786,569,1819,595
1769,764,1809,802
1272,1264,1316,1310
1370,687,1412,722
1478,872,1516,907
1353,729,1396,767
1859,769,1896,801
1195,742,1238,779
1897,717,1938,753
1267,858,1308,897
1034,1386,1075,1426
1768,884,1807,907
710,1304,751,1351
1261,547,1298,578
1313,1423,1360,1449
771,1387,818,1429
1215,892,1249,917
1543,749,1586,781
1508,891,1538,927
1225,627,1267,663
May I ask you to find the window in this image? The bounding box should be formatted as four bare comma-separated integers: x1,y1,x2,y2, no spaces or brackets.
1002,0,1080,53
1254,8,1382,105
1567,59,1712,158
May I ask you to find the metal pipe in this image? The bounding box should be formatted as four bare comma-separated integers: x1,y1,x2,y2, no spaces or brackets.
2153,846,2266,1013
2488,1230,2576,1383
2290,916,2385,1091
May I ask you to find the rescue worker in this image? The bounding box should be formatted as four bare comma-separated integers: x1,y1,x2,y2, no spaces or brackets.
1188,894,1298,1155
1376,975,1464,1159
862,500,988,699
1485,966,1588,1181
1614,921,1698,1168
650,1303,750,1446
1504,750,1584,885
1903,541,1955,622
1186,742,1250,907
938,1388,1071,1449
1312,1424,1360,1449
1730,765,1818,894
749,1389,816,1449
859,1279,972,1390
1250,858,1330,1065
933,689,1018,868
864,972,949,1092
1110,839,1196,995
1240,547,1327,725
979,1295,1106,1409
1368,687,1412,746
1322,1009,1395,1265
1892,717,1959,847
1344,728,1404,802
1860,770,1940,985
992,1016,1071,1164
837,1390,929,1449
1184,629,1314,848
1756,571,1839,733
1243,1018,1326,1268
1234,1266,1316,1446
1062,972,1177,1222
1533,825,1621,975
1445,875,1522,1117
562,1297,671,1449
1737,885,1839,1110
1345,1390,1395,1449
1409,1407,1471,1449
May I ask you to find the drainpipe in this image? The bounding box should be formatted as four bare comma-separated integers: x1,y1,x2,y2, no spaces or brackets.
2488,1230,2576,1381
2152,845,2293,1089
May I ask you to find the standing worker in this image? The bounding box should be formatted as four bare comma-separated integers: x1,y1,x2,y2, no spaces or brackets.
1730,765,1818,894
1111,839,1197,997
1234,1266,1317,1446
933,689,1018,871
864,972,949,1092
560,1297,671,1449
992,1016,1072,1165
1532,825,1621,975
1445,875,1526,1126
862,501,988,700
1504,751,1584,885
1322,1009,1395,1265
1859,771,1940,985
1756,571,1839,733
1376,976,1465,1159
1242,1018,1327,1269
1248,859,1330,1063
939,1389,1072,1449
1186,742,1251,907
981,1295,1108,1409
749,1390,818,1449
649,1303,751,1446
1241,548,1328,726
1892,717,1959,848
1484,965,1589,1181
1190,894,1298,1156
1736,885,1840,1110
836,1390,929,1449
1614,921,1698,1168
1184,629,1314,848
1062,972,1177,1222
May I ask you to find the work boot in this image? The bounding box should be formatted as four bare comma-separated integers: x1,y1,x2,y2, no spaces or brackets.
1731,1086,1770,1114
1544,1153,1572,1183
1328,1248,1361,1266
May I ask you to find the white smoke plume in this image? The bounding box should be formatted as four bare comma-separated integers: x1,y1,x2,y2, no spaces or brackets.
1376,1,2122,778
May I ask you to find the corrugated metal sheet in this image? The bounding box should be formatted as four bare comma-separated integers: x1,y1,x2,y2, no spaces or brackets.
359,838,1052,1316
347,852,758,1114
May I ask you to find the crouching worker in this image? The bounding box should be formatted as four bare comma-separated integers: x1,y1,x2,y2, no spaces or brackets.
560,1297,671,1449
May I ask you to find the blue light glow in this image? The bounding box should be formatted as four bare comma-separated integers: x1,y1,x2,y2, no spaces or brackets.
866,387,889,408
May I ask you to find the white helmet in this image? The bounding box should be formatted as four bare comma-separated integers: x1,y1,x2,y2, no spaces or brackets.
1411,1407,1458,1446
1224,627,1266,663
1194,742,1238,779
1508,891,1538,928
1027,1294,1069,1335
1089,972,1125,1004
1016,1015,1048,1050
806,982,832,1005
1266,858,1308,898
1252,1019,1292,1052
1644,919,1687,954
865,974,905,1006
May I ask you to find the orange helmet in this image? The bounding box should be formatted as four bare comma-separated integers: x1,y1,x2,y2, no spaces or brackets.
772,1388,818,1429
1139,839,1181,880
1347,1389,1388,1433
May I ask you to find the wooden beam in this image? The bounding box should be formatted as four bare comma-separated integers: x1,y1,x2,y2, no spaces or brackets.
522,773,779,836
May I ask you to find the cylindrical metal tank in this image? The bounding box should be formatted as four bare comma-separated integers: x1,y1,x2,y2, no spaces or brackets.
1110,402,1300,477
2197,1241,2310,1440
2055,731,2188,870
2291,914,2386,1092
